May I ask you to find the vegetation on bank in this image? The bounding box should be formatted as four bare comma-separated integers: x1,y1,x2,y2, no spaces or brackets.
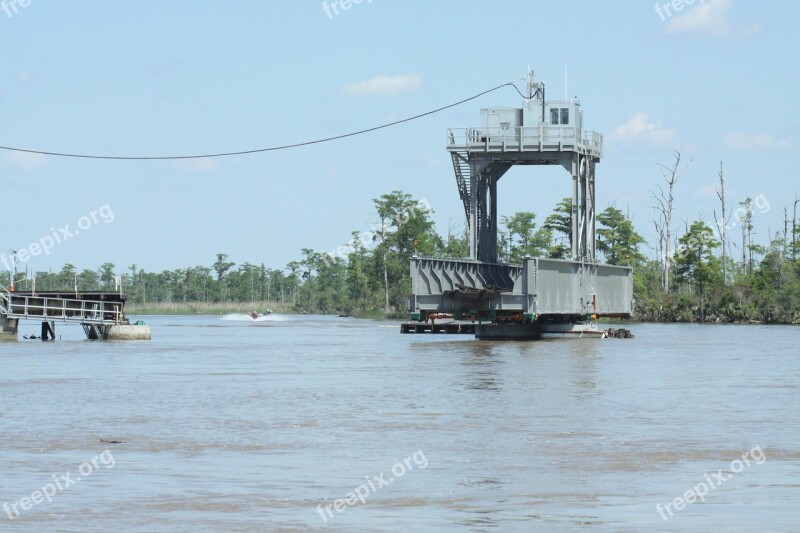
122,301,401,319
124,301,292,316
3,154,800,323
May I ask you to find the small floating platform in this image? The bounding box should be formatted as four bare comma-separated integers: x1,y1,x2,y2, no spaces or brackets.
401,320,633,340
400,322,476,334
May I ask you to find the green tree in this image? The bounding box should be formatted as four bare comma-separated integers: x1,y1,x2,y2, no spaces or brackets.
543,197,572,258
443,223,469,258
597,207,646,266
314,254,348,312
748,238,799,322
674,221,721,319
57,263,77,290
297,249,320,309
285,261,301,307
78,268,100,291
501,211,550,263
99,262,116,290
372,191,439,312
213,253,235,301
346,231,372,310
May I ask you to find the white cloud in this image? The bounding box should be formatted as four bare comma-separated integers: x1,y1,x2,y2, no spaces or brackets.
3,150,47,169
723,133,793,151
608,113,677,145
340,74,422,97
170,158,219,172
664,0,763,39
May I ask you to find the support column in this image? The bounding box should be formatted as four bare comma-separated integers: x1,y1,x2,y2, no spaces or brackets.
1,316,19,341
488,175,498,262
570,154,581,261
469,159,491,262
468,166,479,260
473,162,509,264
566,154,597,263
477,174,487,261
41,321,56,341
586,159,597,262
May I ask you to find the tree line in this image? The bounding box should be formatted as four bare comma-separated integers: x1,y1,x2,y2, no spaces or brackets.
3,155,799,323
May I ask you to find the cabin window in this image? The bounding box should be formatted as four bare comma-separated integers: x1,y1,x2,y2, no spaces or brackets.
550,109,559,124
561,108,569,125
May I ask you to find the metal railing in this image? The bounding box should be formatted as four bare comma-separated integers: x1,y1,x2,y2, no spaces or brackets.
446,126,603,156
0,289,122,325
0,287,8,315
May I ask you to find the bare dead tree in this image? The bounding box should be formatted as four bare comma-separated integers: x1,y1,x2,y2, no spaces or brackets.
784,206,790,256
652,217,666,287
713,161,732,285
793,197,799,262
742,220,748,272
653,149,693,294
739,198,754,274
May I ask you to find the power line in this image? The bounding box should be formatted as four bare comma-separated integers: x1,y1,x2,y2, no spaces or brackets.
0,82,518,161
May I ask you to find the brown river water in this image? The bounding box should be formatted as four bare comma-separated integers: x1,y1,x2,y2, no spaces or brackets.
1,315,798,531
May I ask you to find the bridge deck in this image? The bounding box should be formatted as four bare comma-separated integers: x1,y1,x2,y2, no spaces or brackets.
409,256,633,320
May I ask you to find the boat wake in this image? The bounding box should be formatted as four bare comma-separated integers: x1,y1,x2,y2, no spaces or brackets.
221,313,288,323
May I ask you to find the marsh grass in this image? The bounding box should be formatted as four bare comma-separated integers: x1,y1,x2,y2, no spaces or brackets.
126,301,292,316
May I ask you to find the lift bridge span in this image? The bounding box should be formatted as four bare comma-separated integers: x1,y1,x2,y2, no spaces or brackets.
403,72,633,339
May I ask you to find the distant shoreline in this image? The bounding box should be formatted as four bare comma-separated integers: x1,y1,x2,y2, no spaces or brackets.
125,301,292,316
124,302,405,320
123,304,799,325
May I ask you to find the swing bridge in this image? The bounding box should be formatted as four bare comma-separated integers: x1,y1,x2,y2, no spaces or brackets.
402,72,634,339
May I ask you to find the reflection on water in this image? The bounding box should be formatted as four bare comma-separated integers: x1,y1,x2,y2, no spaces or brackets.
0,317,798,531
460,342,502,391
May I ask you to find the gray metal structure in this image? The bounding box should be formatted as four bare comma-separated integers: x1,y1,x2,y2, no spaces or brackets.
449,73,600,263
0,284,145,340
407,72,633,336
410,256,633,318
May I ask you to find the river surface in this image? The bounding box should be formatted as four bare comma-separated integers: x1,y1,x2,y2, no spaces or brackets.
1,316,798,532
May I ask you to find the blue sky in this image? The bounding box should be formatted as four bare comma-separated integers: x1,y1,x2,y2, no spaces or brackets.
1,0,798,274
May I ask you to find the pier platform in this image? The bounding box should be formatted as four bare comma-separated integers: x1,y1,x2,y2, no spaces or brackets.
0,286,150,341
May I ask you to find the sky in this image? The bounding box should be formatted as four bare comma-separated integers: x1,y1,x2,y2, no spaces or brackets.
1,0,798,275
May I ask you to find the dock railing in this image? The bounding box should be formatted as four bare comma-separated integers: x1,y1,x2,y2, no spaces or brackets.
0,285,9,316
0,286,122,325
